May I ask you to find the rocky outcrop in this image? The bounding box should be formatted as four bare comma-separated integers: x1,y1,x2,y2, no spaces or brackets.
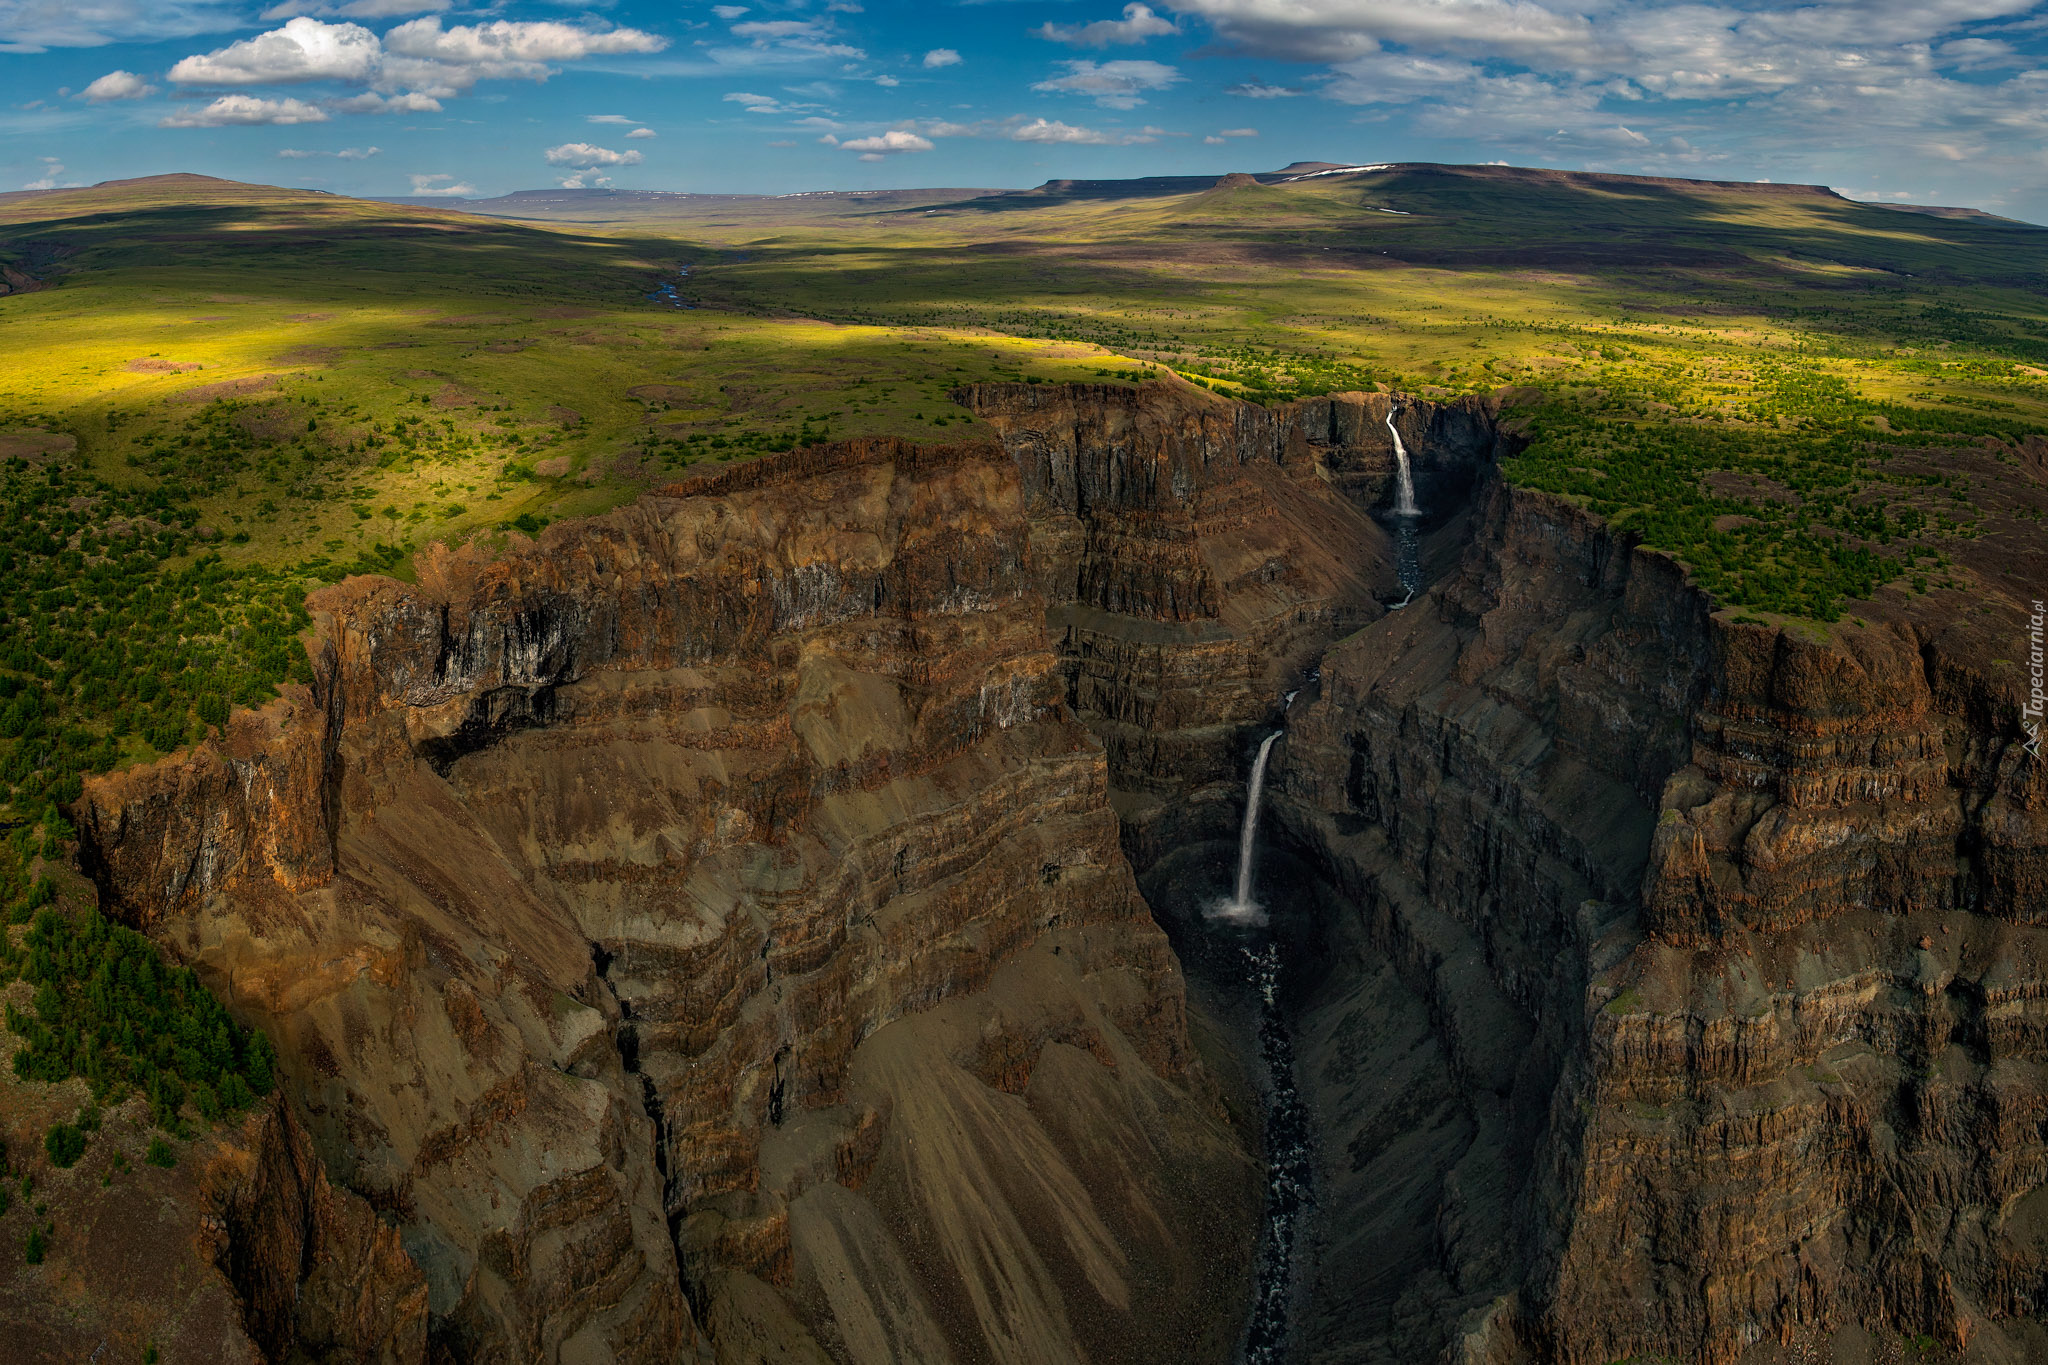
204,1097,431,1363
0,1075,424,1363
77,435,1256,1364
1270,459,2048,1363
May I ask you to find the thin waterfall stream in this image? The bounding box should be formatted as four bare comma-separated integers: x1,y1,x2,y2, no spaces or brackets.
1219,732,1279,923
1386,407,1419,518
1207,726,1314,1362
1386,406,1422,609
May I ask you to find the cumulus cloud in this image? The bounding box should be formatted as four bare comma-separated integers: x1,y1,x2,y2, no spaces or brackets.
79,69,156,100
407,171,473,195
1009,116,1158,145
382,16,666,72
1032,58,1183,108
22,156,65,190
168,17,380,85
840,128,933,154
586,113,635,123
163,15,665,107
329,90,440,112
1037,4,1179,48
923,47,960,68
159,93,329,125
543,141,643,167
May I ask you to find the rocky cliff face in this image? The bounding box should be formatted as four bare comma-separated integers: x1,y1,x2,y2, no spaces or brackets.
958,382,1502,864
66,376,2048,1365
1271,456,2048,1363
77,436,1256,1364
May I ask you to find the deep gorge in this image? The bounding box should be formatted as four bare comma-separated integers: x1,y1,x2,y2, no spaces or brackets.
67,380,2048,1364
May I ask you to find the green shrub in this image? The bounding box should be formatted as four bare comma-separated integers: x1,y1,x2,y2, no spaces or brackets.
42,1122,84,1169
144,1136,176,1169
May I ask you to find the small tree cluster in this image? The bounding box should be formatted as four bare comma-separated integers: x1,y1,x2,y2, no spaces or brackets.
5,908,276,1130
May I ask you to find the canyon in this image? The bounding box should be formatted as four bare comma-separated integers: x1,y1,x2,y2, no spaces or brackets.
50,378,2048,1363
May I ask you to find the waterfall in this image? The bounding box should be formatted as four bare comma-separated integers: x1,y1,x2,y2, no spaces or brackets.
1385,405,1421,610
1386,407,1419,517
1216,732,1280,924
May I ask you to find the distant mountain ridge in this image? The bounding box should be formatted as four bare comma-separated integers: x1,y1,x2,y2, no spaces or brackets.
0,165,2031,228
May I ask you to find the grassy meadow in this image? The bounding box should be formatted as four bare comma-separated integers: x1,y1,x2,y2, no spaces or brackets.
0,163,2045,840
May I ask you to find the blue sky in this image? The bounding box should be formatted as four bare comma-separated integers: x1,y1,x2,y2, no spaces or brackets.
4,0,2048,217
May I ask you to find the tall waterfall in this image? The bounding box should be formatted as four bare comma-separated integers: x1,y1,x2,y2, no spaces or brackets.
1386,407,1419,517
1216,732,1280,924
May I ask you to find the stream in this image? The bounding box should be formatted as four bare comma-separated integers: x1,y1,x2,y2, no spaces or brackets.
1195,719,1316,1363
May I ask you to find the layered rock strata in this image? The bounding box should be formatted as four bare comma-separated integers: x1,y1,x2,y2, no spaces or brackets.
1271,464,2048,1363
959,382,1502,863
77,436,1256,1364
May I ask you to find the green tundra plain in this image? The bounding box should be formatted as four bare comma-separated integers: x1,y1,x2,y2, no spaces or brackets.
0,161,2044,903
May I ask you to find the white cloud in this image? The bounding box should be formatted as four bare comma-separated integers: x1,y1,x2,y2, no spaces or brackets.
1037,4,1179,48
22,156,63,190
330,90,440,112
1216,126,1257,136
278,144,379,157
587,113,635,123
259,0,448,18
159,93,329,125
0,1,245,54
1031,58,1183,108
382,16,667,71
874,73,898,87
709,15,863,66
1009,116,1157,145
79,69,156,100
713,4,748,17
164,15,665,106
1225,81,1302,97
543,141,643,167
626,126,654,138
923,47,961,68
408,171,473,195
840,128,934,153
169,17,381,85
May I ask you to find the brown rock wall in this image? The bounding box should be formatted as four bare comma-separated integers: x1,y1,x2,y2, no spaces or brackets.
1272,464,2048,1364
75,433,1253,1364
